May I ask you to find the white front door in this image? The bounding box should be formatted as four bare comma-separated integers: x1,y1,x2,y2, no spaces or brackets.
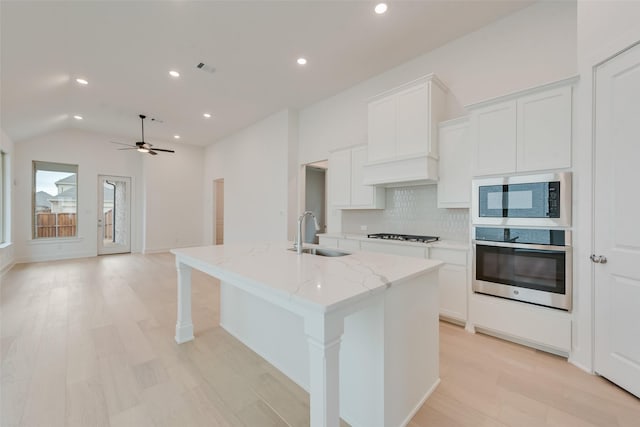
594,41,640,398
98,175,131,255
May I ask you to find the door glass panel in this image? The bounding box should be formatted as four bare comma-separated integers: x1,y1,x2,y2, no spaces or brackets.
100,177,130,254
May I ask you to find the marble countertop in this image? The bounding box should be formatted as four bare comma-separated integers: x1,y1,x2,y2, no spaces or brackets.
318,233,470,251
171,242,442,314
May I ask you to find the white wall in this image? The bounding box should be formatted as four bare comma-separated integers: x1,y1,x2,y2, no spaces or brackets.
142,141,205,252
13,128,143,262
203,110,291,245
570,0,640,372
12,128,205,262
0,129,15,273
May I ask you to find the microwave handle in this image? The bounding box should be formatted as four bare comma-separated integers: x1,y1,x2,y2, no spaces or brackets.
472,240,570,252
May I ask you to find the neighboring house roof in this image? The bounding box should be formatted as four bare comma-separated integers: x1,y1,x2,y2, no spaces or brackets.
50,186,76,200
55,174,76,186
35,191,53,209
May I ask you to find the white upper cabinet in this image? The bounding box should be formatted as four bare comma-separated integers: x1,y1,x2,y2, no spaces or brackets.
329,145,385,209
368,96,397,162
396,84,430,157
470,101,517,176
364,74,448,186
468,77,575,177
516,86,572,172
437,117,471,208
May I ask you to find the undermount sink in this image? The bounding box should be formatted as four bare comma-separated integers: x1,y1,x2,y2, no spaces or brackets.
288,247,351,257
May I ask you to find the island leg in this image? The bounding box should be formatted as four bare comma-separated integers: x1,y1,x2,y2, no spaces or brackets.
175,259,195,343
304,312,345,427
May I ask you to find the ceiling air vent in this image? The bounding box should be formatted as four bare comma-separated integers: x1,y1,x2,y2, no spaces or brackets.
196,62,216,74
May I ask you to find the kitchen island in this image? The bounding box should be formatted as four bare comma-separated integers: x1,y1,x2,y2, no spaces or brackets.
171,242,442,427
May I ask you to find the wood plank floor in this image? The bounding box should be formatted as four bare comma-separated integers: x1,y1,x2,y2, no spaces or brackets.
1,252,639,427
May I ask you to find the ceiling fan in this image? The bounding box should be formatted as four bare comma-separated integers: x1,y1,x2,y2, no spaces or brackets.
111,114,175,155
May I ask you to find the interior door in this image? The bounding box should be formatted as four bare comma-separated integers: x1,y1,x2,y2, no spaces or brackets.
594,41,640,398
97,175,131,255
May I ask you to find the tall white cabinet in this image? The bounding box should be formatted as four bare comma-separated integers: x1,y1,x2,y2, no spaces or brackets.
437,116,471,208
468,77,576,176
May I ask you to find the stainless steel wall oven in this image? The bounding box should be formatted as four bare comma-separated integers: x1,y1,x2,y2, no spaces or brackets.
473,227,572,311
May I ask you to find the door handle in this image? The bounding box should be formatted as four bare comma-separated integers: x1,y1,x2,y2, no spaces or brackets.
590,254,607,264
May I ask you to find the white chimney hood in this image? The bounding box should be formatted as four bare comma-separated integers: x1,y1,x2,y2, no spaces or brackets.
362,153,438,187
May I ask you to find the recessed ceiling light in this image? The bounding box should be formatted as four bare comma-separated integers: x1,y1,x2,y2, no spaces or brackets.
76,78,88,85
73,115,83,120
174,135,181,139
169,70,180,78
374,3,388,14
297,57,307,66
203,113,212,118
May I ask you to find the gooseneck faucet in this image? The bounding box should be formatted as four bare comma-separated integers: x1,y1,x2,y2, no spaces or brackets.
294,211,320,254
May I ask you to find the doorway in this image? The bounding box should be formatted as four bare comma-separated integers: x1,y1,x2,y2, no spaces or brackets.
97,175,131,255
303,161,327,244
213,179,224,245
593,41,640,398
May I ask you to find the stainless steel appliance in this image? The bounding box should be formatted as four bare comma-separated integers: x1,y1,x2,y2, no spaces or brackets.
473,227,572,311
472,172,571,227
367,233,439,243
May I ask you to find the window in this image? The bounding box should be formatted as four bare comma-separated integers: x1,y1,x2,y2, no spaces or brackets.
33,161,78,239
0,151,4,243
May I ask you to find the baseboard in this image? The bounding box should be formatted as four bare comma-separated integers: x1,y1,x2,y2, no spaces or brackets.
16,251,96,264
0,261,15,276
398,378,441,427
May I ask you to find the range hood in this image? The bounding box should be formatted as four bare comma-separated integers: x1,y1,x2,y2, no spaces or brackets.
362,153,438,187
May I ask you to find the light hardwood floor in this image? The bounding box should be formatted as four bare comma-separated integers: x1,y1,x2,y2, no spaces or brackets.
1,253,639,427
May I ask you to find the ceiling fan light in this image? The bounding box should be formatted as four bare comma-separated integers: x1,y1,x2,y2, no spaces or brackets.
137,147,150,153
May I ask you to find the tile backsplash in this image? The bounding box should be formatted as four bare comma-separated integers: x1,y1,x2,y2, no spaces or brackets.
342,185,469,241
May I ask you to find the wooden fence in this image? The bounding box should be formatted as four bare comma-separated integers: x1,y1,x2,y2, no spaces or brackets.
35,213,76,238
104,209,113,240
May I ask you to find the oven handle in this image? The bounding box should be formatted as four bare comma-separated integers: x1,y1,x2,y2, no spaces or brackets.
472,240,571,252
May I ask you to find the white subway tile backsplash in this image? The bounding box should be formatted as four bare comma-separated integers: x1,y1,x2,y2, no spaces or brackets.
342,185,469,241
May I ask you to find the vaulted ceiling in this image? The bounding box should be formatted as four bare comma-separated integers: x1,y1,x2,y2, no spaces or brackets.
1,1,534,146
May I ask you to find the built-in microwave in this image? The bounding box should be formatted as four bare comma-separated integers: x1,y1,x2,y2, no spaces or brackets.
472,172,572,227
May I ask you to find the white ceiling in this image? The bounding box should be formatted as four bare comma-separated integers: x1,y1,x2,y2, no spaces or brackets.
1,1,534,147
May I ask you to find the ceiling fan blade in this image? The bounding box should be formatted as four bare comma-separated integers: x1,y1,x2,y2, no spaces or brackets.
117,147,138,150
110,140,134,147
148,150,158,155
152,148,175,153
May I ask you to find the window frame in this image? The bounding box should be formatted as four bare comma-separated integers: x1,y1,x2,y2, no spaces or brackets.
32,160,79,240
0,151,4,244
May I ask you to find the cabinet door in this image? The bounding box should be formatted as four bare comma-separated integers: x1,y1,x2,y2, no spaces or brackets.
516,86,572,172
396,83,428,157
471,101,517,176
437,119,471,208
360,241,427,258
439,264,468,322
350,146,374,207
367,96,396,162
329,149,351,207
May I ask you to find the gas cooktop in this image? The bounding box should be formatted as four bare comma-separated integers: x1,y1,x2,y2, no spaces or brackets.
367,233,439,243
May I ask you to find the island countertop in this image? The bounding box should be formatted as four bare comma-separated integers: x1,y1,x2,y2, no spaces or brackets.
171,241,442,314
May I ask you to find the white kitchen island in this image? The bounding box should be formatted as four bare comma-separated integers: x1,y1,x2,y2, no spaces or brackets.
170,242,442,427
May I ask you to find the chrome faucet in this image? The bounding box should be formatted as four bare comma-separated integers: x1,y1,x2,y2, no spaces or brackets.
294,211,320,254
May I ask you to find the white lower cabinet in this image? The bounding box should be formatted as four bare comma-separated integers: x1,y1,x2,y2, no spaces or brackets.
468,293,571,355
360,241,427,258
430,247,469,324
